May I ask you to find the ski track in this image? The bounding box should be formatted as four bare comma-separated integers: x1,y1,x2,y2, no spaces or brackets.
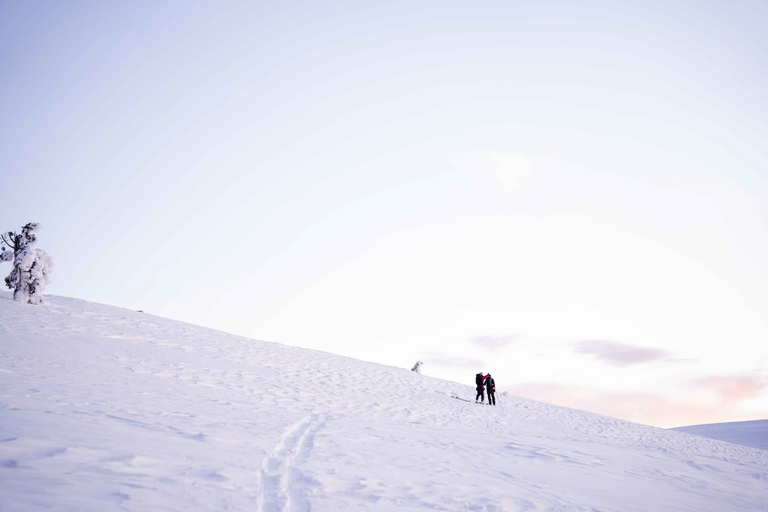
258,413,325,512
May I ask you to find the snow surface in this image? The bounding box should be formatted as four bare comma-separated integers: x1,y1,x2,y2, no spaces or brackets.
1,292,767,511
672,420,768,451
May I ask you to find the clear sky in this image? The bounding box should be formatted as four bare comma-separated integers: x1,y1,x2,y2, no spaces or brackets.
1,0,766,428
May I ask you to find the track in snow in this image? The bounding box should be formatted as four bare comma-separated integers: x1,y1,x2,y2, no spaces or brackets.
258,413,326,512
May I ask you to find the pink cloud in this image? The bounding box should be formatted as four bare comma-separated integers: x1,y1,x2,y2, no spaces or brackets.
505,374,768,428
695,375,767,402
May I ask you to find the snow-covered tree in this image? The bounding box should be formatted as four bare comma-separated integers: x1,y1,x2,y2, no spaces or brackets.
1,223,55,304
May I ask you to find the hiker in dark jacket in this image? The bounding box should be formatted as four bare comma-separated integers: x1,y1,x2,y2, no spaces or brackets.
486,374,496,406
475,372,489,403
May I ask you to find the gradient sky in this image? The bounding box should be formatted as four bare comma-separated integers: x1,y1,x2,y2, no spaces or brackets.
2,0,767,428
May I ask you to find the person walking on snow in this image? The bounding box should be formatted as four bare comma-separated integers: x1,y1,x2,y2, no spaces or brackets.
475,372,489,403
486,374,496,406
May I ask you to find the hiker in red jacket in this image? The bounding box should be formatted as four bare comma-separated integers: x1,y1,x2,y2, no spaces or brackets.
475,372,489,403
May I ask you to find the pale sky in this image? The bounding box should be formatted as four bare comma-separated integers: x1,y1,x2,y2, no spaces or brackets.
1,0,767,428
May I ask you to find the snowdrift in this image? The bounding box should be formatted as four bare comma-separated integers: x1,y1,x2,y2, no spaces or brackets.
1,293,766,511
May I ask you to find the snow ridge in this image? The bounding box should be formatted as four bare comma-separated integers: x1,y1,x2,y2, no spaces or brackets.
673,419,768,451
1,292,767,511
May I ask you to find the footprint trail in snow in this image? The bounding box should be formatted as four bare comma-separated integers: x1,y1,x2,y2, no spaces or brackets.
258,413,326,512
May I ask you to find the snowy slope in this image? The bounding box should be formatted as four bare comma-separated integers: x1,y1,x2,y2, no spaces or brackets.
1,293,767,512
672,420,768,451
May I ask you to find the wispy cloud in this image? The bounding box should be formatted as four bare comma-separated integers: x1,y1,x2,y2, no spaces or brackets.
574,340,674,367
451,151,536,195
470,335,519,350
425,352,486,370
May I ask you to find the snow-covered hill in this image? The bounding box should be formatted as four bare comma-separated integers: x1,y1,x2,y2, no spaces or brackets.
1,293,767,511
673,419,768,451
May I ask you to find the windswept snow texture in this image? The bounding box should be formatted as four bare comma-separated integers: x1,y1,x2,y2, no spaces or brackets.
673,420,768,451
1,293,767,511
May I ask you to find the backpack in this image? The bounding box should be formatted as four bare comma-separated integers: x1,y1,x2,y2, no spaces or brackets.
487,377,495,391
476,373,484,386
